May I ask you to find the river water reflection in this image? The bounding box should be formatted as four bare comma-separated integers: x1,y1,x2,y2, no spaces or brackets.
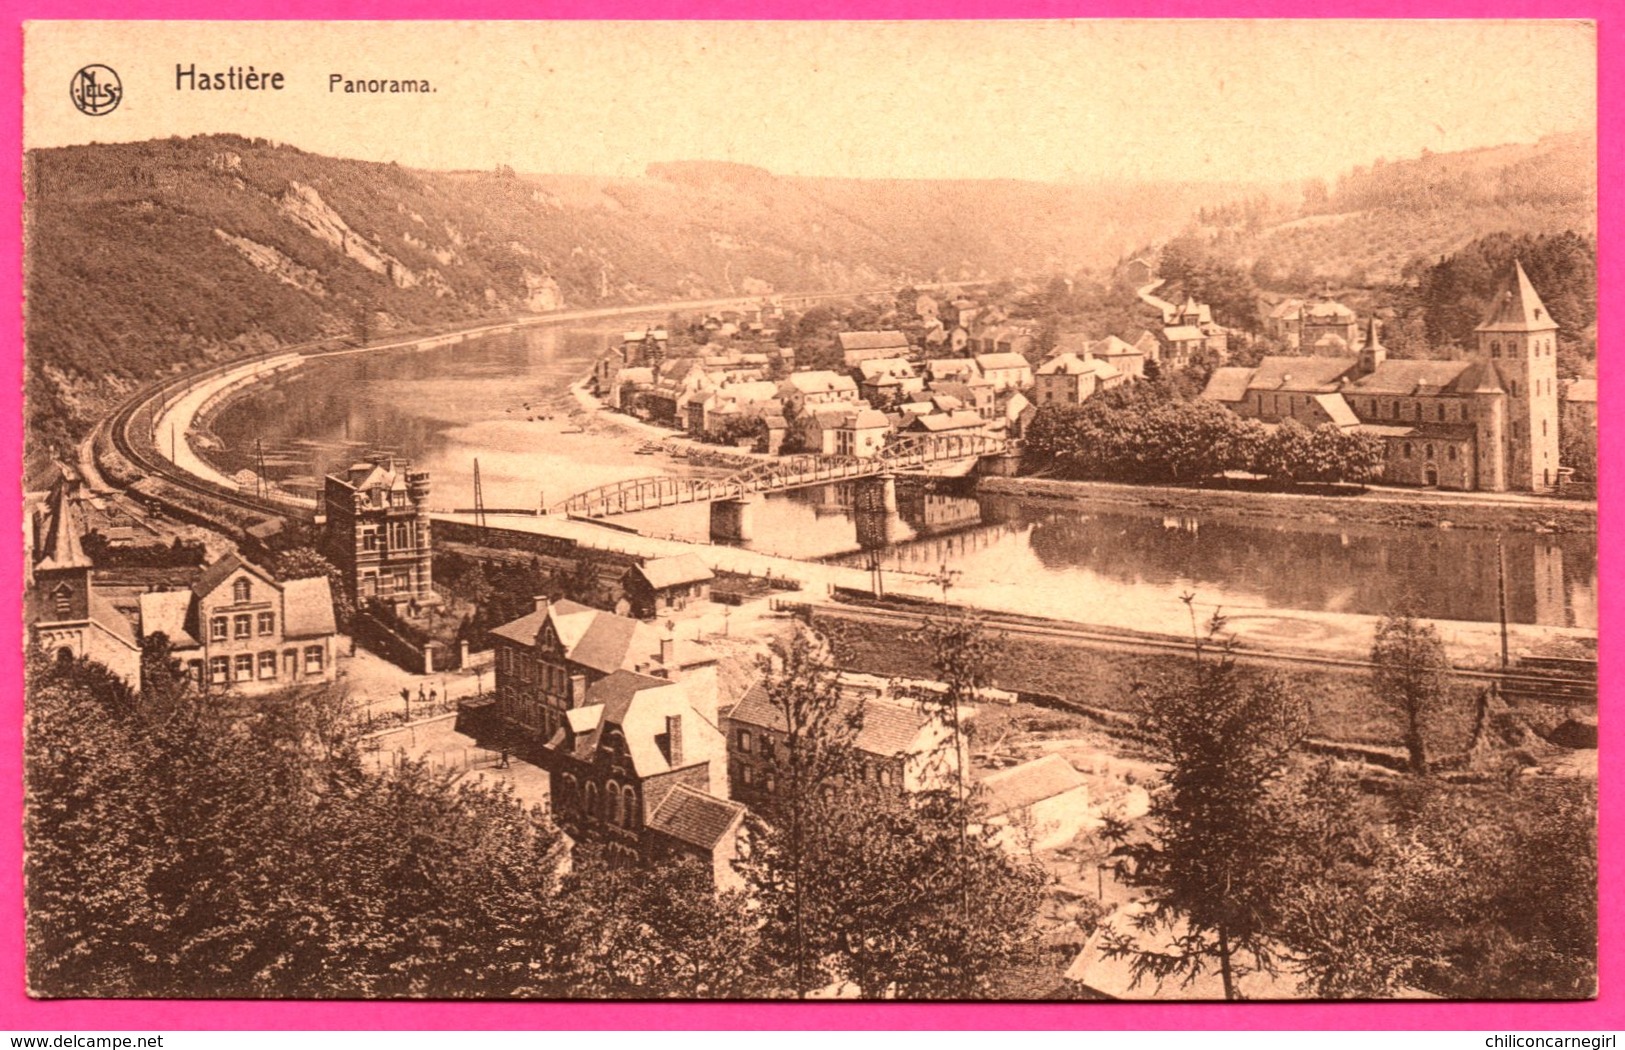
211,326,1596,630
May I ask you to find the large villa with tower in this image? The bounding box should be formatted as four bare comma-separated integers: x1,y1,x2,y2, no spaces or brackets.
1202,261,1562,492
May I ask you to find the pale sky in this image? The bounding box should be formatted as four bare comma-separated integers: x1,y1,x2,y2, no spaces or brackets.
25,20,1595,184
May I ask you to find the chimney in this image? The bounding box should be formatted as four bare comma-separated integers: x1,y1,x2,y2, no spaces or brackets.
534,595,550,615
569,673,587,707
665,714,683,767
660,635,676,669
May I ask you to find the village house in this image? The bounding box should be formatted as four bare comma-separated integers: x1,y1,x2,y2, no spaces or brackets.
138,553,339,694
856,357,925,404
1298,298,1361,354
1035,353,1125,407
1200,263,1561,492
723,684,969,811
927,378,997,421
798,404,893,458
26,470,141,687
482,597,720,752
970,324,1036,358
925,357,983,385
620,554,714,620
545,668,744,888
837,330,912,368
906,409,988,436
620,328,669,368
320,456,437,610
1562,378,1597,450
1088,336,1147,380
778,370,861,415
642,358,718,427
973,351,1035,394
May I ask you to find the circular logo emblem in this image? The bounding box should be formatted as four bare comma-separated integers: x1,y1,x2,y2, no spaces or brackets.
70,65,122,116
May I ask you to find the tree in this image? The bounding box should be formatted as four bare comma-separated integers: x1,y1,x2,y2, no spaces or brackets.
550,846,765,998
906,613,999,947
1369,611,1452,775
738,624,863,996
1103,605,1310,1000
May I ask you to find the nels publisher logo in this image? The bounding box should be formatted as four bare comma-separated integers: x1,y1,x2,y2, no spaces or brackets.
70,64,121,115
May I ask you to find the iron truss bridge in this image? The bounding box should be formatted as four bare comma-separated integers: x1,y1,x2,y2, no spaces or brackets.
553,431,1016,518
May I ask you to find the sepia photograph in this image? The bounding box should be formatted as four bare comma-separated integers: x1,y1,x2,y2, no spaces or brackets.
18,19,1598,1003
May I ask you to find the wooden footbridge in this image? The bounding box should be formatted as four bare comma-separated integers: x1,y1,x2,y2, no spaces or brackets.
552,431,1015,518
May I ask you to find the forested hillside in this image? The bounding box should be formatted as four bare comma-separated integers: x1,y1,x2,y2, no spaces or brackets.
1215,131,1595,289
23,134,1244,469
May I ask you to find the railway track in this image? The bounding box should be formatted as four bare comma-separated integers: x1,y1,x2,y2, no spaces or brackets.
805,600,1598,704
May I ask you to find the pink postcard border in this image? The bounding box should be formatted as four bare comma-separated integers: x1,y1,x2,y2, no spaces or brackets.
0,0,1614,1031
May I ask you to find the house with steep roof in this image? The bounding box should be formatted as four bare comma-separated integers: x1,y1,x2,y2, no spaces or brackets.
621,554,714,620
928,378,997,421
481,597,720,756
26,468,141,687
1087,336,1146,380
856,357,925,403
544,667,742,886
798,404,893,458
135,552,338,694
723,686,969,811
1036,353,1124,407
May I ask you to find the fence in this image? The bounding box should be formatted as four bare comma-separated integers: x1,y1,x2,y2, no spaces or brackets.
352,607,439,674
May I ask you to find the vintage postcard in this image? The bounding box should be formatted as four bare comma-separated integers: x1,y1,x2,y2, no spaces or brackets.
17,19,1597,1005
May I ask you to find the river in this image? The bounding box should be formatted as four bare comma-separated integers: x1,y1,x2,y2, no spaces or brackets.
209,325,1597,630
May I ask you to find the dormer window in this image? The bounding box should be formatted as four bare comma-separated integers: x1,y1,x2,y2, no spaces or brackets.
233,578,252,603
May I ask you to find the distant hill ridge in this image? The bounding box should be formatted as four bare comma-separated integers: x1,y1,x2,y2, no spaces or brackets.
21,133,1259,464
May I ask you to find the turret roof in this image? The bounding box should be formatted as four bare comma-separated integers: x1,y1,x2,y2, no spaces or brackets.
1476,261,1560,333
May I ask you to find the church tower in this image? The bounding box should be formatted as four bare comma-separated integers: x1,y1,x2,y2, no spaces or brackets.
1356,316,1387,377
1473,261,1560,492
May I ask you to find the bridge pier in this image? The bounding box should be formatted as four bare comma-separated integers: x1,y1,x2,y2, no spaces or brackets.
710,496,759,543
854,473,899,515
974,452,1023,478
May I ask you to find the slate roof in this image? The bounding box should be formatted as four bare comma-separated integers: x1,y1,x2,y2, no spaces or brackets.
490,600,711,676
837,330,909,352
138,589,198,648
91,592,139,648
857,357,918,382
925,358,982,381
282,577,338,639
1346,359,1497,397
978,754,1088,817
1090,335,1140,357
1313,393,1361,428
727,687,932,759
911,410,986,433
1302,299,1356,322
1245,356,1356,393
783,371,858,395
34,476,91,573
1476,261,1560,333
647,784,746,851
632,554,715,591
975,352,1032,372
1201,367,1255,403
